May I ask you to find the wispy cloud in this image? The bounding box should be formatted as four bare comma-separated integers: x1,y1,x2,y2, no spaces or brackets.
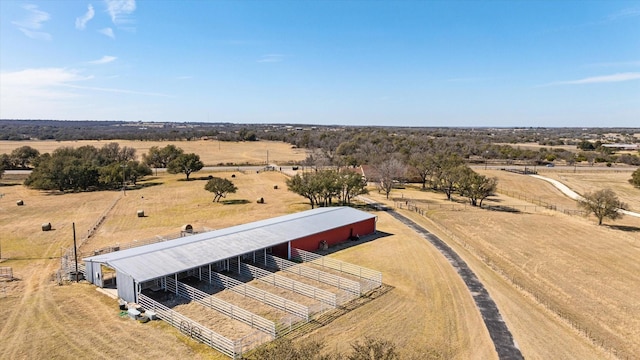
258,54,285,63
585,61,640,68
606,7,640,22
99,27,115,39
76,4,95,30
12,4,51,40
62,84,172,97
105,0,136,24
542,73,640,86
89,56,117,65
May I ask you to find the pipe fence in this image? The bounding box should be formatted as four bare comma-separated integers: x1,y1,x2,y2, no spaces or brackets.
165,277,276,337
257,253,361,297
291,248,382,294
200,266,310,321
231,259,337,308
138,293,241,359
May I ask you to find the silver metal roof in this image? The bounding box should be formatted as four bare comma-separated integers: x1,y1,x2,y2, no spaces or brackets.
84,207,375,282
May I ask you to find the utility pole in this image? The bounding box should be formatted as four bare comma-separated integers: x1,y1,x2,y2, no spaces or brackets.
72,222,79,282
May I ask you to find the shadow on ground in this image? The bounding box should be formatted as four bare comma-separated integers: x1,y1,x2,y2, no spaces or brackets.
606,224,640,232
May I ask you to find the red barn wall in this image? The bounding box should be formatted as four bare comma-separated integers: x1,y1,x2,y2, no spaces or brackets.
289,217,376,254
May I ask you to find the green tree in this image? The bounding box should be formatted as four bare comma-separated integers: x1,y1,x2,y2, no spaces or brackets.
143,144,184,171
338,170,368,205
126,161,152,185
286,172,320,208
204,177,238,202
10,145,40,169
630,168,640,188
578,188,627,225
167,153,204,180
408,152,437,190
457,169,498,207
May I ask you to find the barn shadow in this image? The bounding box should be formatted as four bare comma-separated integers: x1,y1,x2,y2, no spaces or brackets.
316,231,393,256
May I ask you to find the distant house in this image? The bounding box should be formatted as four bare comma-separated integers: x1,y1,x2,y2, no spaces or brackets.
602,144,639,151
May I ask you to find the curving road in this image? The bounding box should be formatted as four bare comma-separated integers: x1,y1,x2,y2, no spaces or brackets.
531,174,640,218
360,197,524,360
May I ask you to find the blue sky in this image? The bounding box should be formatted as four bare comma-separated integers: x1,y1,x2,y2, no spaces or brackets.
1,0,639,127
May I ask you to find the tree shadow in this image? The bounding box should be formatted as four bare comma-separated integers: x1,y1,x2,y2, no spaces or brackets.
129,182,162,190
605,224,640,232
0,183,20,187
221,199,250,205
482,205,521,213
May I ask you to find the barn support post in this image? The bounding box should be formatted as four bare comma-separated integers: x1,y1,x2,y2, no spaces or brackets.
287,242,291,260
237,256,241,274
253,251,255,263
174,274,178,295
264,249,267,267
208,264,211,283
199,267,202,281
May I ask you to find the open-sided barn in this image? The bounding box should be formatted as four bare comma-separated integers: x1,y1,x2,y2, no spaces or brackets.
83,207,377,303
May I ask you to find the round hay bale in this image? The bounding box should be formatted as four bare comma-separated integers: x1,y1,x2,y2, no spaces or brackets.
231,174,236,178
181,224,193,233
273,185,278,189
256,197,264,204
42,222,52,231
137,210,145,217
16,200,24,206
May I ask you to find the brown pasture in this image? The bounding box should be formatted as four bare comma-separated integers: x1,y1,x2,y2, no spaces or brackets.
367,168,640,359
0,139,308,166
0,167,500,358
1,143,638,359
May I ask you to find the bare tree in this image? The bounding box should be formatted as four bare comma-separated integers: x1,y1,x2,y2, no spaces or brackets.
578,188,627,225
374,158,406,199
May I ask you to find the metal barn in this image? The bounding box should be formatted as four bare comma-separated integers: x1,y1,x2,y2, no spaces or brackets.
83,207,377,303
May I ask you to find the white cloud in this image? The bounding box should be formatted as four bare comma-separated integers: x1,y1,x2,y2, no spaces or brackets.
12,4,51,40
542,73,640,86
606,7,640,21
586,61,640,68
76,4,95,30
89,56,117,65
0,67,171,119
258,54,285,63
99,27,115,39
105,0,136,24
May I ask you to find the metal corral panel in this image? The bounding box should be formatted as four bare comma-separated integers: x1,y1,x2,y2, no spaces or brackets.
116,271,136,303
84,207,376,283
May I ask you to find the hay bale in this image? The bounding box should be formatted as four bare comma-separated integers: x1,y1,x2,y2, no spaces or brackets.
273,185,278,189
137,210,145,217
16,200,24,206
256,197,264,204
181,224,193,233
42,222,52,231
231,174,236,178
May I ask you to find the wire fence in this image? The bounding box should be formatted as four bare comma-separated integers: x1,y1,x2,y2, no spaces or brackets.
387,198,625,359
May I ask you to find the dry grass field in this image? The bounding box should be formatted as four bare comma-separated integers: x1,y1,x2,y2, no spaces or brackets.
0,139,308,166
536,168,640,213
1,142,638,359
365,169,639,359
